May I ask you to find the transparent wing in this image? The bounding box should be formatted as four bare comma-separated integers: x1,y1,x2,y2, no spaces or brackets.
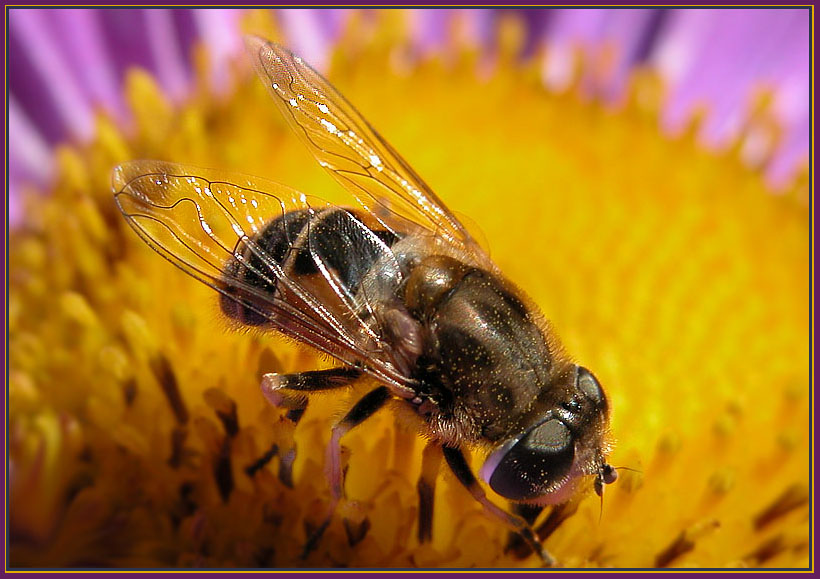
245,35,492,269
113,160,414,393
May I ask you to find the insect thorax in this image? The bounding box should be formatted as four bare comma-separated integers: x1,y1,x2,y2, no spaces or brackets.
402,254,559,444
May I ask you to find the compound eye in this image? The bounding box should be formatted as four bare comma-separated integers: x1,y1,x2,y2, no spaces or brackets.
483,419,575,501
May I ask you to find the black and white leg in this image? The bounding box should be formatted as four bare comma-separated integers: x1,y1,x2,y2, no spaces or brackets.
302,385,392,558
442,446,556,567
417,442,443,544
259,367,362,487
261,366,363,418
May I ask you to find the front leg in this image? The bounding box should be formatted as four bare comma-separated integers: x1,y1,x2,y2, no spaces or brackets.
506,503,546,556
442,446,556,567
508,501,578,560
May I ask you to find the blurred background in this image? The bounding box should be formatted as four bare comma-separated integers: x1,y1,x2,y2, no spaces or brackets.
7,7,811,226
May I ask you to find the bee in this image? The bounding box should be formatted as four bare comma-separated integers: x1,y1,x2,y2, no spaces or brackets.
113,35,616,565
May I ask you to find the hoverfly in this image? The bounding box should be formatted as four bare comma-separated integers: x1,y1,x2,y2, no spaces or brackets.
113,35,616,566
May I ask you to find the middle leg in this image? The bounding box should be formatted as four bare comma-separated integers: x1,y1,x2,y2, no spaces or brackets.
417,442,443,544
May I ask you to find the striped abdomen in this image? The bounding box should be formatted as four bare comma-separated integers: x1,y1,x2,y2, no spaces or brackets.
219,207,401,326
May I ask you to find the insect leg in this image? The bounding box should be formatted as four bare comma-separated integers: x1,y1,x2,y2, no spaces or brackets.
441,446,556,567
417,442,442,544
261,367,363,417
506,503,546,557
302,385,392,558
260,367,362,487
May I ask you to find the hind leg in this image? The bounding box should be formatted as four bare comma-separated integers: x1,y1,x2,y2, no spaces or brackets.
257,367,362,486
260,366,363,415
301,385,392,558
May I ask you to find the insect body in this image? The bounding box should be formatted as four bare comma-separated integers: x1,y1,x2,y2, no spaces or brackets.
113,36,616,565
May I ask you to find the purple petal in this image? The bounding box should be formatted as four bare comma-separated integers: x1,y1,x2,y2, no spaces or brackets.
312,8,350,41
8,96,52,183
542,8,665,98
540,8,608,91
96,9,155,80
277,8,341,71
8,96,53,228
656,9,809,143
8,180,22,229
462,9,496,48
171,9,200,65
44,9,126,123
409,8,454,54
9,9,96,142
192,9,244,93
144,9,191,102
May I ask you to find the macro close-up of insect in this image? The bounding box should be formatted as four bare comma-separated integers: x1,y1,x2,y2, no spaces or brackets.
112,35,616,566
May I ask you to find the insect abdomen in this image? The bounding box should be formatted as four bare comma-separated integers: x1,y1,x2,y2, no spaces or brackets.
220,208,400,326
